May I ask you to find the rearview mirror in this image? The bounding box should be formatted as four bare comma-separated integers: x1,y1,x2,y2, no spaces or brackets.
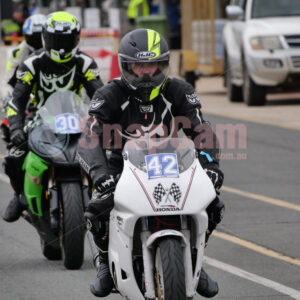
226,5,244,20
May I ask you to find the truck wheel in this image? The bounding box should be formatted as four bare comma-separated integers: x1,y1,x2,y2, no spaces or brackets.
225,55,243,102
243,67,266,106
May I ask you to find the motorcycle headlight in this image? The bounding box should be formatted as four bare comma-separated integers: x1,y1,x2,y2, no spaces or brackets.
250,36,283,50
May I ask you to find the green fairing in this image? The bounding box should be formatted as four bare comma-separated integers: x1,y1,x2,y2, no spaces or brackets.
22,152,49,216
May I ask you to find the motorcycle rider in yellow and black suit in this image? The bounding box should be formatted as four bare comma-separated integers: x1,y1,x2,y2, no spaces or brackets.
2,11,103,223
77,28,225,298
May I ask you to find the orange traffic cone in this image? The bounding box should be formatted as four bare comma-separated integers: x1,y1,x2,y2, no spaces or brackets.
109,54,120,80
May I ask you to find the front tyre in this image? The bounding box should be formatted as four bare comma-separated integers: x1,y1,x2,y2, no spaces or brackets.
154,238,186,300
60,182,85,270
225,54,243,102
243,66,266,106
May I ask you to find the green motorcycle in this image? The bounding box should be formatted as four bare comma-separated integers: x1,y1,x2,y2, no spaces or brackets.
21,90,90,270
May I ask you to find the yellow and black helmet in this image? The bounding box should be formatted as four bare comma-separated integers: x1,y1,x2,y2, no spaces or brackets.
118,28,170,101
42,11,80,63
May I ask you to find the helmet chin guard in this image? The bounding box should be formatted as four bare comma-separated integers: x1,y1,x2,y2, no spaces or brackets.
134,75,155,103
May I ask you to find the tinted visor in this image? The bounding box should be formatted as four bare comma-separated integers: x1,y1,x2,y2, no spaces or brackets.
44,32,79,52
25,33,43,50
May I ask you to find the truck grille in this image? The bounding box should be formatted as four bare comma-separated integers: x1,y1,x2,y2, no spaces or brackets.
291,56,300,68
284,35,300,48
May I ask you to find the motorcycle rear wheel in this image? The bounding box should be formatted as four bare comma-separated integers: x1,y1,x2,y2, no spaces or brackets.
154,237,186,300
60,182,85,270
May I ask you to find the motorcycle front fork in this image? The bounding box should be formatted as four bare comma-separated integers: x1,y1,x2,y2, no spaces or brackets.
48,171,90,234
140,218,155,299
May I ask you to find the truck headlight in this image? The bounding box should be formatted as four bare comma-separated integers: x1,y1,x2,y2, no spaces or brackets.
250,36,283,50
263,59,283,68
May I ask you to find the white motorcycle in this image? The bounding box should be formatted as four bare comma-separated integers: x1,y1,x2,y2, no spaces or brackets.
90,136,216,299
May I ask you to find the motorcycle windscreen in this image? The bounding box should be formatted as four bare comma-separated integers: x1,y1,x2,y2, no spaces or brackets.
28,124,70,159
28,90,88,161
123,137,196,176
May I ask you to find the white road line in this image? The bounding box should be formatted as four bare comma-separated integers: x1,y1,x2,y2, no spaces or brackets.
204,110,300,132
213,231,300,266
205,256,300,300
222,185,300,212
0,173,9,184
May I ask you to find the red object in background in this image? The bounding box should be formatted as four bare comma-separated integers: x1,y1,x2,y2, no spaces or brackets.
109,54,120,80
98,49,111,58
2,119,9,127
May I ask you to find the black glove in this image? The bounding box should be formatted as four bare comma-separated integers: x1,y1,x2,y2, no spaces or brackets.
10,128,26,147
204,165,224,191
1,121,10,143
94,174,116,195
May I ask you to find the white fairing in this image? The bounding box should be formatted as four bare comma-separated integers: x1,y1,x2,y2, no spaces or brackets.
109,137,216,299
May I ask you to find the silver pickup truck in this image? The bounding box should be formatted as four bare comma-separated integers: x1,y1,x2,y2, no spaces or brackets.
223,0,300,106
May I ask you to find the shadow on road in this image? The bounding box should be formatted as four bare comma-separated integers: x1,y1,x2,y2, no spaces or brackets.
266,97,300,106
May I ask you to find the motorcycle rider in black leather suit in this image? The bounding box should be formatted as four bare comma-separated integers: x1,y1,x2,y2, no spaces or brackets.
2,11,103,223
77,28,225,298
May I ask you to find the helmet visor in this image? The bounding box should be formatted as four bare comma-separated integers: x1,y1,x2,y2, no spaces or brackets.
119,58,169,88
44,32,79,53
25,32,43,50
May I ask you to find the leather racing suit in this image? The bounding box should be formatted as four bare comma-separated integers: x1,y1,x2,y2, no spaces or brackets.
7,49,103,133
5,49,103,194
77,77,224,250
78,77,221,184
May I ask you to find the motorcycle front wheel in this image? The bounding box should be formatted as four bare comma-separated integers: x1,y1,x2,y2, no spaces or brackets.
154,237,186,300
60,182,85,270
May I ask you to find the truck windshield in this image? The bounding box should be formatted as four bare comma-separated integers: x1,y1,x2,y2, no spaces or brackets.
252,0,300,18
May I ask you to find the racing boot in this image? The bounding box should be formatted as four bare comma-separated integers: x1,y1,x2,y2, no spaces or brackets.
2,193,25,222
197,269,219,298
90,252,114,297
85,210,114,297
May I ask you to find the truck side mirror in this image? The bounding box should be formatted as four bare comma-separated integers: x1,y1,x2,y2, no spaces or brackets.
226,5,244,20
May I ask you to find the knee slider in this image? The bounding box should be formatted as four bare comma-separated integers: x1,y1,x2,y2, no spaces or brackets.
3,148,26,193
85,211,109,252
85,211,106,237
88,191,114,218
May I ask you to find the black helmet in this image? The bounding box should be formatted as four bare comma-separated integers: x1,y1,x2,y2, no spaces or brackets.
118,28,170,102
42,11,80,63
23,14,47,50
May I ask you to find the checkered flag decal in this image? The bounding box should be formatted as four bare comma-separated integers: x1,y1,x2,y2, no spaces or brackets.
153,183,166,204
169,183,182,204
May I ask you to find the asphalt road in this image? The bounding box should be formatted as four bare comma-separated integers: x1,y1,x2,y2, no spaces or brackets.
0,77,300,300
